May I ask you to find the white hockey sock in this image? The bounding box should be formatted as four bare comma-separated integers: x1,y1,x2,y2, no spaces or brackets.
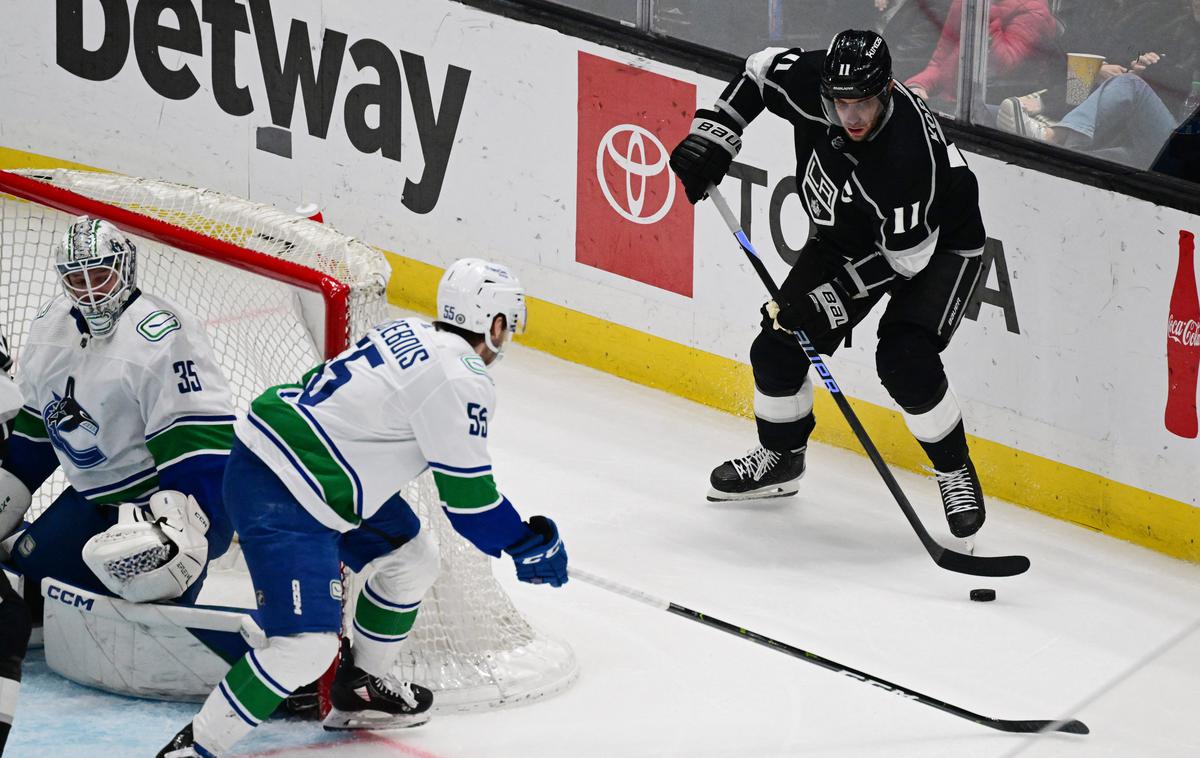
352,529,439,677
193,632,337,755
352,575,424,676
0,676,19,727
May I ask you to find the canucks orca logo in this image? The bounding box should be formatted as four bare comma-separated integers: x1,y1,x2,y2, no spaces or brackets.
43,377,107,469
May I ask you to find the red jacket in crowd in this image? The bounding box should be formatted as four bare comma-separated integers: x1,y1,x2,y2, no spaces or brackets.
905,0,1059,101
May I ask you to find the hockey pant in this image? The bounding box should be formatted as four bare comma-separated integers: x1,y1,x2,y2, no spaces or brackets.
753,242,982,470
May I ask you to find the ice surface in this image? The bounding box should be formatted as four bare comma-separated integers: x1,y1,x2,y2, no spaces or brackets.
10,341,1200,757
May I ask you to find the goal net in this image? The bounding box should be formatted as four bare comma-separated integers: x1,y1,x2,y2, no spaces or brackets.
0,168,578,711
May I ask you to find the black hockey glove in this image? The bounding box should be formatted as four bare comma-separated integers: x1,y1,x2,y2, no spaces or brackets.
669,109,742,204
765,279,852,341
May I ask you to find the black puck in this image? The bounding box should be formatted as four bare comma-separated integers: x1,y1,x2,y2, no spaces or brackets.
970,588,996,602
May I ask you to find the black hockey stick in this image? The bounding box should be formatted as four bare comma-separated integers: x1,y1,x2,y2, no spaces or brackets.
571,566,1088,735
706,186,1029,578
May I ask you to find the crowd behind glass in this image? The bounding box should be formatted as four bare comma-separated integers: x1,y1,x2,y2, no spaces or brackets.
539,0,1200,184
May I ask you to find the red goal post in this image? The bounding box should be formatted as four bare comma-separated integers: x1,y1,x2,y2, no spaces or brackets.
0,167,381,360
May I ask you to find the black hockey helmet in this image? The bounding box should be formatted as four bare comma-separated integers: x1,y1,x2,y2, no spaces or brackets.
820,30,894,134
821,30,892,101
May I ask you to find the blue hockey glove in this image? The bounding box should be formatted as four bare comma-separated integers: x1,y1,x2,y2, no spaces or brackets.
504,516,568,587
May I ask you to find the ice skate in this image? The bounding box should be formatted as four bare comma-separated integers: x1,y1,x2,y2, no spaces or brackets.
323,641,433,731
933,458,986,538
156,723,201,758
708,445,805,501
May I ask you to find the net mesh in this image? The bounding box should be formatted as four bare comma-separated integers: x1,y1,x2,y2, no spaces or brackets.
0,168,577,710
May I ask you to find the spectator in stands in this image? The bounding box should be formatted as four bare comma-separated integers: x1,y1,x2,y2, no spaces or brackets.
880,0,955,82
998,0,1199,169
904,0,1062,109
1152,103,1200,183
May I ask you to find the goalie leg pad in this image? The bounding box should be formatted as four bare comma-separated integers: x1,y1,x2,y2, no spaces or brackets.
350,527,438,677
0,469,31,543
41,577,261,701
193,632,338,756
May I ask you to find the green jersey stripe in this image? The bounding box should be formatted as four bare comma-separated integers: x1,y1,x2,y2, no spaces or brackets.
431,470,501,510
89,476,159,505
250,387,359,524
146,422,234,467
13,408,48,439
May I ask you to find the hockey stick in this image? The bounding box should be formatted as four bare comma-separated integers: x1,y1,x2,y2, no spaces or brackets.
570,566,1088,735
706,186,1029,578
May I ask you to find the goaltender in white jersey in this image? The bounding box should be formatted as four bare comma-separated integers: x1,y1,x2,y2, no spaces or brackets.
15,292,231,504
3,217,235,615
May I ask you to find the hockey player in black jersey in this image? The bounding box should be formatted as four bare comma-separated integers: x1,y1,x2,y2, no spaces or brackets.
670,30,987,538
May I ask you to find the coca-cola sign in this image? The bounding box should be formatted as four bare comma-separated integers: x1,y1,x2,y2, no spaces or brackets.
1167,317,1200,347
1165,229,1199,438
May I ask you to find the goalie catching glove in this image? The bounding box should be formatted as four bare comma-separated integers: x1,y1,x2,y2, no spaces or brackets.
504,516,568,587
82,490,211,603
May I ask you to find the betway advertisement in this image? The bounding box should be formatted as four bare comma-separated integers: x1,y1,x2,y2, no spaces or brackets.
0,1,1196,513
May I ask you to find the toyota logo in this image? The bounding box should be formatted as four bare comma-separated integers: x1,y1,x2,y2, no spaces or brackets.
595,123,676,225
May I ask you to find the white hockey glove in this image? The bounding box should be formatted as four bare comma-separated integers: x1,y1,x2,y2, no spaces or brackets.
82,490,211,603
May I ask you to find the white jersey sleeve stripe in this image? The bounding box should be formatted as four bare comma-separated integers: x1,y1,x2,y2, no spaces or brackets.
442,495,505,515
428,461,492,475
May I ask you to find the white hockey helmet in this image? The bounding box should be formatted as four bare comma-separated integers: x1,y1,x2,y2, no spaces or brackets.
436,258,526,356
54,216,138,338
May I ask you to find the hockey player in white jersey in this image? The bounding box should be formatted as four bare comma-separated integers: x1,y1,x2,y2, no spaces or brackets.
1,217,235,620
158,258,568,758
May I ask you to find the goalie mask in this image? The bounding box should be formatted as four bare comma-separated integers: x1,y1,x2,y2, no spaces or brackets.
55,216,138,338
436,258,526,357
